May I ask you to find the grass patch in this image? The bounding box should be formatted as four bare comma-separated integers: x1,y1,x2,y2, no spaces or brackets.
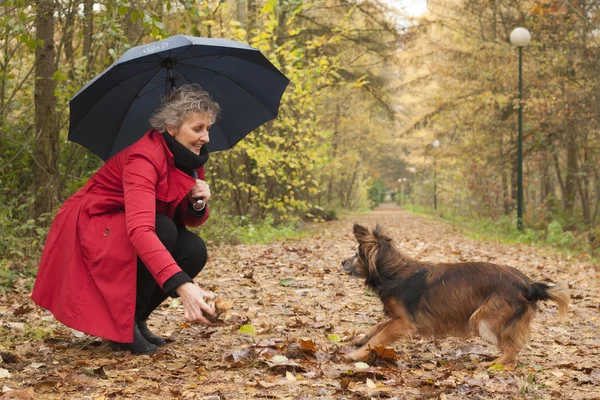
402,204,597,261
0,259,37,294
193,213,314,245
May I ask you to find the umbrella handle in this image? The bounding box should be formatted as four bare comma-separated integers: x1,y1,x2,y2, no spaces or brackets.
192,198,206,212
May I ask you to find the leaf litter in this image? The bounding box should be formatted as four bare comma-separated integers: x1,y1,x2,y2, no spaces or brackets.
0,205,599,399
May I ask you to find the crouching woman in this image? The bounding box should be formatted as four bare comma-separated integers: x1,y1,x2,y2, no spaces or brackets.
32,84,220,355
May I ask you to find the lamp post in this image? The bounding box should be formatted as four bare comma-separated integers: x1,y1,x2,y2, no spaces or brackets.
510,27,531,231
432,140,440,210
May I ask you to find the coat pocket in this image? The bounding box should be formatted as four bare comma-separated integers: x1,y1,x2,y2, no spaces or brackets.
80,212,129,269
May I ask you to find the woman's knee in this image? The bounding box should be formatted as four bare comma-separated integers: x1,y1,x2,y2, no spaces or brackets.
155,214,178,252
175,230,207,277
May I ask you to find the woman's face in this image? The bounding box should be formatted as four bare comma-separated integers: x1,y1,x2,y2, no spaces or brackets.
166,112,212,155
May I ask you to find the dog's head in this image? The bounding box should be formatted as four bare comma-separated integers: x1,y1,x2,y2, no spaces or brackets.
341,223,394,279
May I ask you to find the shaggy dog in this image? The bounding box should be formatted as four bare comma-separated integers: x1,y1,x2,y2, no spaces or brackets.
341,224,569,365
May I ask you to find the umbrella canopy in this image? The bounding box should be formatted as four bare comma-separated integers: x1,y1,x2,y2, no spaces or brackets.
68,35,289,160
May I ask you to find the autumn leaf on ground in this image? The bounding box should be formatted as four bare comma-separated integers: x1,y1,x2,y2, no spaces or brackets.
237,324,257,335
0,207,595,399
279,278,296,287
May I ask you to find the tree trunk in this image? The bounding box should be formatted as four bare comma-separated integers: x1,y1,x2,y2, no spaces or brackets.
499,132,510,215
247,0,256,40
63,0,75,80
124,0,144,45
327,106,340,206
83,0,93,70
564,130,577,215
33,0,58,217
540,148,553,212
236,0,246,25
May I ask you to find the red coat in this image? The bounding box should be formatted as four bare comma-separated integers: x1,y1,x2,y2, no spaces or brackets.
32,130,209,342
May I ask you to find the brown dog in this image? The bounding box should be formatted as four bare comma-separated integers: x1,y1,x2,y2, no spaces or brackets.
342,224,569,365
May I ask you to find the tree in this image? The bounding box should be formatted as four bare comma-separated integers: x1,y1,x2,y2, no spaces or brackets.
33,0,58,217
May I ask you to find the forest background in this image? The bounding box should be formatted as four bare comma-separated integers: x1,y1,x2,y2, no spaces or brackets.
0,0,599,288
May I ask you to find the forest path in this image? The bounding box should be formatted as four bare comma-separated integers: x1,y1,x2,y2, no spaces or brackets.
1,205,598,399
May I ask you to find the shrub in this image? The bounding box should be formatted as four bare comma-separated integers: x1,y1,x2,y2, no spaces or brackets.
367,179,386,208
546,221,575,247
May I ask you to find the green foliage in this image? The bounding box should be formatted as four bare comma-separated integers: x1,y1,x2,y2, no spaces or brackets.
0,259,36,293
192,210,309,246
403,204,594,257
0,194,51,259
367,179,386,208
304,206,338,222
0,0,402,267
402,0,600,248
546,221,575,247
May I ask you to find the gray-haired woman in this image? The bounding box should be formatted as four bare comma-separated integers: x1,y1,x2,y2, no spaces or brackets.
32,84,221,355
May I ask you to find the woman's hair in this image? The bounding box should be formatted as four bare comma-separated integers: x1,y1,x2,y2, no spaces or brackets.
149,83,221,132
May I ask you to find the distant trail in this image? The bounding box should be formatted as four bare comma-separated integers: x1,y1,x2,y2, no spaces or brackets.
1,206,598,399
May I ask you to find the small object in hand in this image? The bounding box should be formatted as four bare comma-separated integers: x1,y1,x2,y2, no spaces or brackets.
205,297,233,323
192,198,206,211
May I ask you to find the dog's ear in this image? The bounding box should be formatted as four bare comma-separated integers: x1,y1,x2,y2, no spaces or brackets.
373,224,393,244
353,224,371,243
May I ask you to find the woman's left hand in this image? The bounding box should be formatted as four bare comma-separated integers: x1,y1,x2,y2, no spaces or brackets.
188,179,211,203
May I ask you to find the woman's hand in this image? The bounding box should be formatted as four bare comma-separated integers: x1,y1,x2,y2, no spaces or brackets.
175,282,217,324
188,179,211,204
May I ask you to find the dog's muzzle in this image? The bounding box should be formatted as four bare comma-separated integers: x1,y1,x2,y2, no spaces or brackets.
341,257,360,276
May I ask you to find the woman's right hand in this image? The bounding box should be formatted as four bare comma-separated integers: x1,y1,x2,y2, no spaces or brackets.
175,282,217,325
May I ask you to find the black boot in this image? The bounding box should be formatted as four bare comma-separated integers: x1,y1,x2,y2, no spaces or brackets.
115,323,158,355
137,319,167,346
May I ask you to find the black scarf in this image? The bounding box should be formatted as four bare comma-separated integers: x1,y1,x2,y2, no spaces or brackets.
162,131,209,176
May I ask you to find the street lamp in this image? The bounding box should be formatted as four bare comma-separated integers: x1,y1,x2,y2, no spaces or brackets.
432,140,440,210
510,27,531,231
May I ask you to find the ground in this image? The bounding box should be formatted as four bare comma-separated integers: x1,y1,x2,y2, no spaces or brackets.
1,205,599,400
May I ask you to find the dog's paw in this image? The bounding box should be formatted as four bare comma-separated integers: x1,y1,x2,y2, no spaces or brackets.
351,334,368,348
344,349,367,362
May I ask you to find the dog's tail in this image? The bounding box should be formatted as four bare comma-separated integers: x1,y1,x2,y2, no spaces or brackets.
528,282,569,320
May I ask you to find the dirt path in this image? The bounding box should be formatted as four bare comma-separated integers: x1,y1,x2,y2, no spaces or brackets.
1,205,599,399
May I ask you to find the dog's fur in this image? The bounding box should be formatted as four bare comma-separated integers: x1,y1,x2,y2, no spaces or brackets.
342,224,569,365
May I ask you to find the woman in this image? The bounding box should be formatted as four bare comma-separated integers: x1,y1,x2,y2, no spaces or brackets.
32,84,220,355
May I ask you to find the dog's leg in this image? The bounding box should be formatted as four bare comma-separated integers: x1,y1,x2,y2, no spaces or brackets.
470,296,534,366
345,318,416,361
351,319,392,348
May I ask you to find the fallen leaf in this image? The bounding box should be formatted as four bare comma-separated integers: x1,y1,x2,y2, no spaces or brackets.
339,377,351,393
33,380,58,393
0,369,11,379
327,334,341,343
298,339,317,354
12,305,33,317
0,387,35,400
271,355,289,364
372,346,398,361
168,299,181,309
366,378,377,388
237,324,257,335
7,323,24,331
279,278,296,287
354,362,369,370
285,371,297,382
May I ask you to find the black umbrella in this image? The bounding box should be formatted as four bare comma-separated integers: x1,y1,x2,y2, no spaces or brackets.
68,35,290,160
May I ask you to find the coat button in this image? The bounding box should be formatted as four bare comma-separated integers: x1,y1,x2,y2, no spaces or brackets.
103,228,110,237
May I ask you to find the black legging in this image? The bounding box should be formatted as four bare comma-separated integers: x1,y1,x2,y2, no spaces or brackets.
135,213,208,320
